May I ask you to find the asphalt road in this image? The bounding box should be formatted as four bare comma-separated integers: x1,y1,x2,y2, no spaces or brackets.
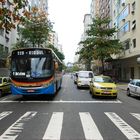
0,74,140,140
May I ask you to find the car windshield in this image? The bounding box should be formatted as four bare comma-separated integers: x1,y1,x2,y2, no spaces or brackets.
11,56,53,78
78,72,93,78
94,77,113,83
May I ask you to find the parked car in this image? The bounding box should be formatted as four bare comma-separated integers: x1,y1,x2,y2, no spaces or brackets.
73,72,79,84
89,75,117,98
77,71,94,88
0,77,11,97
127,79,140,97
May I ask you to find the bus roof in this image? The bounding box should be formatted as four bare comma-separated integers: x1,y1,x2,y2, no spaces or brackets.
10,47,62,64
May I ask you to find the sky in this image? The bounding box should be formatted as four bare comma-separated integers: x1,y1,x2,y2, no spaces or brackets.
48,0,91,64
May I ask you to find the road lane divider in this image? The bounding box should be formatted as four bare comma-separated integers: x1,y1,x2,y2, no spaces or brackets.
0,100,122,103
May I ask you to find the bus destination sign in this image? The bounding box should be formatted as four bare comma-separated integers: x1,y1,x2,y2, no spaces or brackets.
15,50,45,56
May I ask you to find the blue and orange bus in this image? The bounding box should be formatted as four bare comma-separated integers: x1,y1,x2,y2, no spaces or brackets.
9,48,63,96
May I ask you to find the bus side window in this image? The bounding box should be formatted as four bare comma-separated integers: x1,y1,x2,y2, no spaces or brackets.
55,61,58,70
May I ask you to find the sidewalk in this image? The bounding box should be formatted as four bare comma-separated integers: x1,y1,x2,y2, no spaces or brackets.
116,82,128,91
0,68,9,76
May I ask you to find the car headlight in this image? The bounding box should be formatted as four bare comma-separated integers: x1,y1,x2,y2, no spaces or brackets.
112,87,117,90
95,86,101,89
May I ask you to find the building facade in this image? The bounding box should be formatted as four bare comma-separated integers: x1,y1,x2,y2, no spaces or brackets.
0,1,18,57
29,0,48,13
111,0,140,81
90,0,100,18
99,0,111,18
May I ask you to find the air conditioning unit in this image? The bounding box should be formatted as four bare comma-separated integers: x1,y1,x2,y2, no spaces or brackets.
122,18,125,22
122,2,125,6
131,10,135,14
131,24,136,30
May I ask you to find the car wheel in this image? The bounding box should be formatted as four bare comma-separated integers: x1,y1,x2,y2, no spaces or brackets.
89,88,92,94
113,95,117,99
127,89,131,96
92,92,95,98
0,90,2,97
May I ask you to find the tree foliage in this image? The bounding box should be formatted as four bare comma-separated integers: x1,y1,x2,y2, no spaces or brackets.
48,44,65,61
0,46,8,59
0,0,28,31
76,45,93,70
78,16,123,73
18,7,53,47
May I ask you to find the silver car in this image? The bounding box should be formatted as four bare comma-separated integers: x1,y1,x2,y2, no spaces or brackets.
127,79,140,97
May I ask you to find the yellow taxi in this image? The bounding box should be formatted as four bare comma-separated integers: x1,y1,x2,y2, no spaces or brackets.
0,77,11,97
89,75,117,98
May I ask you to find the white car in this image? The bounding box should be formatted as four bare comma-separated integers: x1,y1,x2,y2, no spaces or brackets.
127,79,140,97
77,71,94,88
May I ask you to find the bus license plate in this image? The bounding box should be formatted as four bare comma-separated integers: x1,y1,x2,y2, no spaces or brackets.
27,89,35,92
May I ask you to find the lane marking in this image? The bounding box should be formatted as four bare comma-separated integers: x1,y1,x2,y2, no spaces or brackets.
105,112,140,140
79,112,103,140
131,113,140,121
0,111,37,140
0,100,122,104
42,112,63,140
1,98,8,101
0,111,12,120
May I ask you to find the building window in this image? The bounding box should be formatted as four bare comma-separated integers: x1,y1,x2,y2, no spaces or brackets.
118,21,130,37
0,29,4,36
0,44,4,50
132,38,136,48
124,40,130,50
118,4,129,23
131,20,136,30
121,0,125,6
132,1,136,11
125,41,130,50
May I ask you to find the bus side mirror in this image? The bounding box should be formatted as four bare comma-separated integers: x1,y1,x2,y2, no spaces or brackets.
55,62,58,70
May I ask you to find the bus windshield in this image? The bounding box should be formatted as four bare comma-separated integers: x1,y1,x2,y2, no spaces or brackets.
11,56,53,79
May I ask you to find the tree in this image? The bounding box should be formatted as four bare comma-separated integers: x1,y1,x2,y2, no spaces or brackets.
72,65,80,72
18,7,52,47
0,0,28,31
76,45,93,71
78,16,123,73
0,46,8,67
48,44,65,61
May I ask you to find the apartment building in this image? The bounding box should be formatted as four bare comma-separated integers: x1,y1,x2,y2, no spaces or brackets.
91,0,140,81
29,0,48,13
99,0,111,18
0,1,17,58
111,0,140,81
48,31,58,48
90,0,100,18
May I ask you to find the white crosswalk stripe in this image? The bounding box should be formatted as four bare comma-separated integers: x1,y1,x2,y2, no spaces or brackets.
79,112,103,140
0,111,12,120
130,113,140,121
0,111,37,140
0,111,140,140
42,112,63,140
105,112,140,140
